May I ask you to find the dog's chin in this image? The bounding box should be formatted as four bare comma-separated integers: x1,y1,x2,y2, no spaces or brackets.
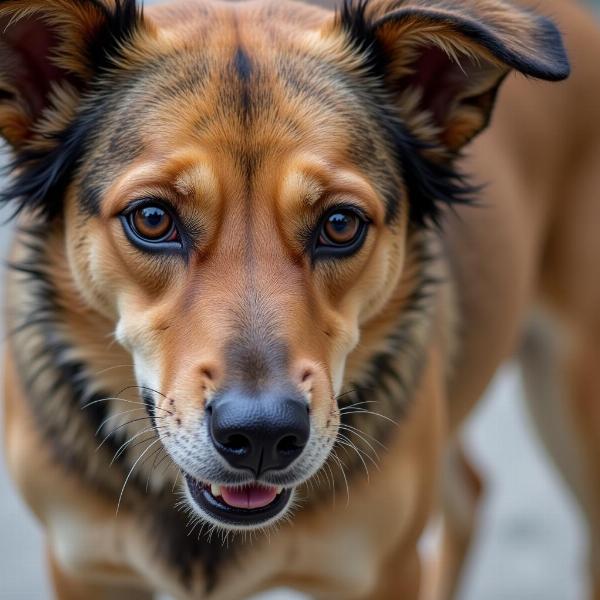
183,474,295,530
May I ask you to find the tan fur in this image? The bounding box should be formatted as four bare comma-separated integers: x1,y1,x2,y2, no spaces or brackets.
2,0,600,598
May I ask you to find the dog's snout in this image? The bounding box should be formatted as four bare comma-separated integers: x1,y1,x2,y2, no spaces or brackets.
208,390,310,476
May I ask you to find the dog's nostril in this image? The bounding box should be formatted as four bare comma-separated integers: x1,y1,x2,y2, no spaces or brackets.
277,434,304,455
223,433,251,455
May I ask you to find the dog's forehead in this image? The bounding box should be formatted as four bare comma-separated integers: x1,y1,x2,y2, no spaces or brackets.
145,0,333,33
77,0,391,215
138,0,357,142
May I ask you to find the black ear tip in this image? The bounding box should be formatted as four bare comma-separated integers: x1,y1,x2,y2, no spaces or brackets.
479,12,570,82
529,15,571,81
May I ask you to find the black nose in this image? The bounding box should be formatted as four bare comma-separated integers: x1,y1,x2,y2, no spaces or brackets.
208,389,310,476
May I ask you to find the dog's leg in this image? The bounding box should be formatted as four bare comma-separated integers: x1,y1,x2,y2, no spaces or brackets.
433,443,482,600
531,135,600,598
563,329,600,600
354,546,422,600
519,311,600,599
48,545,154,600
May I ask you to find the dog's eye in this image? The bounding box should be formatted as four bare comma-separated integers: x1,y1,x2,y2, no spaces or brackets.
130,205,175,241
314,207,368,259
321,211,361,246
120,201,185,254
126,204,179,244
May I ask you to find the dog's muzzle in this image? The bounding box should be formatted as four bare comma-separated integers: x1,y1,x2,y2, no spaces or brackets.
183,387,310,528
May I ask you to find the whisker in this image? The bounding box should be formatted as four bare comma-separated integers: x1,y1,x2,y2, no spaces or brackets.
95,407,148,435
336,435,372,481
110,427,164,465
117,438,162,514
338,408,399,426
97,416,165,451
172,469,181,493
144,446,167,493
81,396,169,414
325,461,336,505
329,450,350,507
336,389,377,402
154,451,171,474
338,423,386,450
338,399,379,411
124,384,168,399
338,424,385,463
93,364,136,377
96,414,166,448
338,432,379,469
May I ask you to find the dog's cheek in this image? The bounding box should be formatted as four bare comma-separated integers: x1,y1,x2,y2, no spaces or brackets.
62,199,120,319
357,225,407,325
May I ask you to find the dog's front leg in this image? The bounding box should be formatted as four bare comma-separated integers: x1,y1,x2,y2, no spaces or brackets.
358,345,448,600
48,545,154,600
357,547,422,600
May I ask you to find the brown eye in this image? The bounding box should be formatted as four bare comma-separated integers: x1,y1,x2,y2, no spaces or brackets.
129,205,176,242
321,210,361,246
313,207,368,260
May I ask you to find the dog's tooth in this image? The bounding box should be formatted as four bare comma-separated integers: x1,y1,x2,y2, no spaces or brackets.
275,486,283,495
211,484,221,497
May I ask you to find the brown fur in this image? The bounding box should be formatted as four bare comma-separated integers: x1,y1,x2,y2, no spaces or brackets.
1,0,600,598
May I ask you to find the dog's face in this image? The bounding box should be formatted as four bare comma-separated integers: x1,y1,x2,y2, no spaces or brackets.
0,0,567,530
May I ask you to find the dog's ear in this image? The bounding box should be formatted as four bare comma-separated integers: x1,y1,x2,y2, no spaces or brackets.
0,0,143,147
333,0,570,151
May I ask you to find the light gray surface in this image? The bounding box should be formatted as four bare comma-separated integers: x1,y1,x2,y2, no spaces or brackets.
0,0,597,597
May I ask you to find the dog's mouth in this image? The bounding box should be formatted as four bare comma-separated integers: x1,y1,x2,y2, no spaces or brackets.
184,474,293,527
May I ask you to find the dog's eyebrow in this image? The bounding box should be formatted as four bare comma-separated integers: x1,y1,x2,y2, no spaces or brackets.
280,171,324,209
174,163,219,201
279,162,382,221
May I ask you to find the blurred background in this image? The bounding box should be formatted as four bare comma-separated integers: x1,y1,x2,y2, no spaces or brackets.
1,0,599,599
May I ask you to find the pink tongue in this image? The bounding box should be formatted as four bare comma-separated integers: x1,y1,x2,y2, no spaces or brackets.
220,484,278,509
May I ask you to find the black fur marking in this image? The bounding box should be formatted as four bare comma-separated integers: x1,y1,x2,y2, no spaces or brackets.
386,123,479,227
232,46,254,119
147,499,234,593
234,47,253,83
8,227,122,463
142,389,157,429
0,0,143,221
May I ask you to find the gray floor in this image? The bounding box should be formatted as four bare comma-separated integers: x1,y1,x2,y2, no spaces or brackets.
1,0,599,597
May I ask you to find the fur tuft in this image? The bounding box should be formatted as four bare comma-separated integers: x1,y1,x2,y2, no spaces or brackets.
0,0,143,221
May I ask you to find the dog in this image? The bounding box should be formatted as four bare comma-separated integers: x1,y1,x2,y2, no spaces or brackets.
2,0,600,597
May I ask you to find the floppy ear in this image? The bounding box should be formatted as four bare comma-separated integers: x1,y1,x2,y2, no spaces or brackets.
336,0,570,152
0,0,142,147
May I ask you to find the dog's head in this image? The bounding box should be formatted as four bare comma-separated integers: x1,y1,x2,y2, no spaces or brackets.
0,0,568,530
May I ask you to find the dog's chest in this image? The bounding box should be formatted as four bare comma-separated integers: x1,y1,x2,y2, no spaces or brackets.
48,495,384,599
207,525,382,600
